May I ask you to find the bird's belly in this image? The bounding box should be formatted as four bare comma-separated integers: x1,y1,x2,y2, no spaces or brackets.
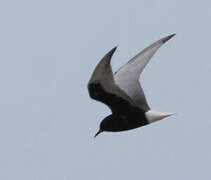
109,116,148,132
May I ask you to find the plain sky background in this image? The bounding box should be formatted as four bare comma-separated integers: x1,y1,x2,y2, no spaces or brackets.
0,0,211,179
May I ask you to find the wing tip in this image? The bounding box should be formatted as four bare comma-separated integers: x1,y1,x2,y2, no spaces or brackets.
110,46,118,54
103,46,118,61
162,33,176,43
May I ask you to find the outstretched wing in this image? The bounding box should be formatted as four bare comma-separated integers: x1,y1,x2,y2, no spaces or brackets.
88,47,139,114
114,34,175,111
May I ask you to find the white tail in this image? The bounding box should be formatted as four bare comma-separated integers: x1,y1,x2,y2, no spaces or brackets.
145,110,174,123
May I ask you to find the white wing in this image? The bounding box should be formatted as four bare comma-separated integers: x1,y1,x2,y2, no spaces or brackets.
114,34,175,111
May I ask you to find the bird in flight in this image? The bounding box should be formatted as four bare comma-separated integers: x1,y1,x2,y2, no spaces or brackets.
88,34,175,137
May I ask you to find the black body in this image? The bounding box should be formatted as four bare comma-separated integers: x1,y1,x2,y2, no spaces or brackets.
88,82,149,133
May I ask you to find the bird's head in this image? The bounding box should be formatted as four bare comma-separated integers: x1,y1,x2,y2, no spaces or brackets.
94,115,115,137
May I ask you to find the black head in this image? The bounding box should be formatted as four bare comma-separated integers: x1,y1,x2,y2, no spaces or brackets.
94,115,116,137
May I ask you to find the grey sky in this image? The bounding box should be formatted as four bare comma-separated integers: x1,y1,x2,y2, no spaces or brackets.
0,0,210,179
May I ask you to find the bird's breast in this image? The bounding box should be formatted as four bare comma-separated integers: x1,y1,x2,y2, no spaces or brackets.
110,112,148,132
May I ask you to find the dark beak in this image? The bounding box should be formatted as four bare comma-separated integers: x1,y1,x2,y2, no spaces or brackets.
94,129,102,138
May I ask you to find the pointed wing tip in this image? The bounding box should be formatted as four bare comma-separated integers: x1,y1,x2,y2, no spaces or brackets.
88,46,117,85
110,45,118,54
162,33,176,43
103,46,118,60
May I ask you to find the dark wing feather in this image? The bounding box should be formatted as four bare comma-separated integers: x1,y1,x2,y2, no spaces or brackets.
88,47,139,115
